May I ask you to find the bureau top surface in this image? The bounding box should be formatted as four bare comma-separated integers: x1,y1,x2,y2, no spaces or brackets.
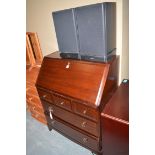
102,81,129,124
36,53,110,108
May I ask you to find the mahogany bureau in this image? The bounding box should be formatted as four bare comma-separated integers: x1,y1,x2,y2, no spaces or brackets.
36,52,118,155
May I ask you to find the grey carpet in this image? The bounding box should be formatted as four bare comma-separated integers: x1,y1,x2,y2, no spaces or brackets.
26,111,92,155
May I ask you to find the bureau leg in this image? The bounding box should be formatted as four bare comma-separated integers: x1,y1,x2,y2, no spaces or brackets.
47,125,53,131
91,152,102,155
49,128,52,131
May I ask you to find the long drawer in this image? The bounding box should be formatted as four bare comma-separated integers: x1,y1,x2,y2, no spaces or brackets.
42,100,99,137
47,116,100,152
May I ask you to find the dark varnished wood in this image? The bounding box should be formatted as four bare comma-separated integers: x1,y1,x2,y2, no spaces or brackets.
73,101,99,122
37,88,53,103
36,55,110,108
102,81,129,122
42,100,99,137
52,93,72,110
99,55,119,112
36,51,118,154
101,81,129,155
47,116,101,152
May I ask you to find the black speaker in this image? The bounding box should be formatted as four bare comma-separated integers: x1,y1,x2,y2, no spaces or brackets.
52,3,116,62
52,9,79,53
75,3,116,60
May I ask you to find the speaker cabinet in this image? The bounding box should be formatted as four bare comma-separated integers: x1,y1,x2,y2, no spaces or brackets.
52,2,116,61
75,3,116,59
52,9,79,53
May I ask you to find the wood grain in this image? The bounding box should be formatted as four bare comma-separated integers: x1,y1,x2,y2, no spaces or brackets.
36,57,110,108
101,81,129,155
26,32,43,66
36,51,118,154
26,66,47,124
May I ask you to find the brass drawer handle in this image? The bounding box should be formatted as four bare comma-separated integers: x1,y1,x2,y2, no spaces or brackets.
43,95,47,98
81,121,87,128
83,138,88,143
60,101,64,105
83,109,87,114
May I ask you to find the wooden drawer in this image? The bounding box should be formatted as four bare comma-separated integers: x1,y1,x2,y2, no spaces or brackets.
26,82,32,88
47,117,100,151
28,101,44,114
52,93,71,110
37,88,53,102
42,101,99,137
74,101,99,122
26,85,38,96
26,94,42,107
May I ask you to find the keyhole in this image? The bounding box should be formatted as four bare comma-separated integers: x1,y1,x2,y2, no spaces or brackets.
66,62,70,69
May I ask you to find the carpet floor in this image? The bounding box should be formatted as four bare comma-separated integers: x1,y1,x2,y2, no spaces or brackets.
26,111,93,155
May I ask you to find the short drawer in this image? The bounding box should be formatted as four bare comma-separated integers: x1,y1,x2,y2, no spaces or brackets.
37,88,52,102
74,101,99,122
52,93,71,110
47,117,100,151
42,101,99,137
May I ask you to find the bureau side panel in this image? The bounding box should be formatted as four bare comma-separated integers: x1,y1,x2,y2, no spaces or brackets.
101,116,129,155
